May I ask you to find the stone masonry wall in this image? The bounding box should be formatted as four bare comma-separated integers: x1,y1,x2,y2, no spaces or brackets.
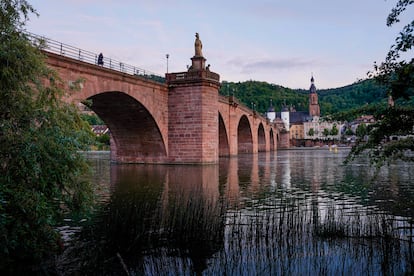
168,80,219,163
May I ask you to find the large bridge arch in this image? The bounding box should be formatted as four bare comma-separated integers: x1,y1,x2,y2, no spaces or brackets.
45,52,169,163
88,91,167,163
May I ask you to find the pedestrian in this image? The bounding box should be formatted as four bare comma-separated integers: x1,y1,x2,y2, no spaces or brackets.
98,53,104,66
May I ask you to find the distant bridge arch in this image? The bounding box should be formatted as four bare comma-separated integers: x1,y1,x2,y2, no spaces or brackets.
258,123,266,152
270,129,275,151
218,96,278,156
238,115,254,153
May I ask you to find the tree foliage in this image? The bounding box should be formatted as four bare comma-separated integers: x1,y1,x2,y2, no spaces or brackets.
81,113,105,125
330,124,339,136
316,79,388,116
0,0,93,270
370,0,414,101
355,123,367,138
347,107,414,165
220,81,308,115
346,0,414,166
308,128,315,137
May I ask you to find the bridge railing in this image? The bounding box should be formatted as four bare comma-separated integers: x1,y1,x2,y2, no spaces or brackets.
26,32,165,84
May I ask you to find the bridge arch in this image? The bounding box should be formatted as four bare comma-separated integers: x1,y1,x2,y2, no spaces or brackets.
258,123,266,152
237,115,253,153
219,112,230,156
87,91,167,163
270,129,275,151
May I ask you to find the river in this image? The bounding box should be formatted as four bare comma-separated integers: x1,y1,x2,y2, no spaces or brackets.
57,149,414,275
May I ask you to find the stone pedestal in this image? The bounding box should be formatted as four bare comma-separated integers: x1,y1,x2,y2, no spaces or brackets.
190,56,206,71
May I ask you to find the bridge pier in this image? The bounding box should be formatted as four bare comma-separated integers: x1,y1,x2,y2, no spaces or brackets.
166,52,221,164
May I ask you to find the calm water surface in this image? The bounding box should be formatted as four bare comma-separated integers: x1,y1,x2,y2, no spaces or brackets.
62,149,414,275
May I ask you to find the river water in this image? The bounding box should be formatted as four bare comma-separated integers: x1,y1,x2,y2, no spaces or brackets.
60,149,414,275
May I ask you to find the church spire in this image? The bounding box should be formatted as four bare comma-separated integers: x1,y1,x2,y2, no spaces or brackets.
308,75,320,117
310,74,317,94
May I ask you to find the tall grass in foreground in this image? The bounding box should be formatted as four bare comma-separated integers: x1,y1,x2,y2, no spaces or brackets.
204,193,414,275
55,181,226,275
55,179,414,275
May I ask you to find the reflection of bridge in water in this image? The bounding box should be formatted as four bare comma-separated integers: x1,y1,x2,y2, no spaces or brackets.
31,33,283,164
77,150,414,275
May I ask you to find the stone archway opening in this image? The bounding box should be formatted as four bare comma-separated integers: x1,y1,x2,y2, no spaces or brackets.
270,129,275,151
87,91,167,163
276,133,280,148
219,113,230,157
258,123,266,152
237,115,253,154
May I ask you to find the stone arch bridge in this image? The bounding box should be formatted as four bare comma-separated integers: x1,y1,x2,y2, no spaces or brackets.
44,44,281,164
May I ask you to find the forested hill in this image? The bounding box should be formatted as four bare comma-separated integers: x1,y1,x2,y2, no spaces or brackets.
219,81,309,115
219,79,388,117
297,79,388,115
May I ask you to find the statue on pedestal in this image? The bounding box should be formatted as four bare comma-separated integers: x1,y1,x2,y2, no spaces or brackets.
194,32,203,57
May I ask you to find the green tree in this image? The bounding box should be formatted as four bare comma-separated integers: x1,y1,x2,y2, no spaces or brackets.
370,0,414,101
323,128,330,138
345,128,354,136
81,113,105,125
96,133,110,150
347,0,414,165
330,124,339,136
308,128,315,137
355,123,367,138
0,0,93,270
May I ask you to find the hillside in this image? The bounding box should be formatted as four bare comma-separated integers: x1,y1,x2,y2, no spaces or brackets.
219,79,389,118
220,81,308,115
308,80,387,115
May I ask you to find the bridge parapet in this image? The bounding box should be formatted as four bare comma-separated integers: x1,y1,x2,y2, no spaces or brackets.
26,32,165,84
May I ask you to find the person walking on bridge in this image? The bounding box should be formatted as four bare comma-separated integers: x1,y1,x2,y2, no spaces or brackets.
98,53,104,66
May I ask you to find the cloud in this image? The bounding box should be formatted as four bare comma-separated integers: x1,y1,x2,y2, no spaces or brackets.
227,57,327,74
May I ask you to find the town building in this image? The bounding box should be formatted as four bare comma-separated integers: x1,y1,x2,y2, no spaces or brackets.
267,76,344,147
267,99,276,123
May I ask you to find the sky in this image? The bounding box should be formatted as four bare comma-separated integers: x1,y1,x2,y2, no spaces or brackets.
26,0,410,89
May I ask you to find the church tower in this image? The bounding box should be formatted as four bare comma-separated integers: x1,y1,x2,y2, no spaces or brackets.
281,104,290,131
309,75,320,118
266,99,276,122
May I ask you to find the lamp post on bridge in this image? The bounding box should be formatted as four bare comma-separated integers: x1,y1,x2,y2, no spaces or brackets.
166,54,169,73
